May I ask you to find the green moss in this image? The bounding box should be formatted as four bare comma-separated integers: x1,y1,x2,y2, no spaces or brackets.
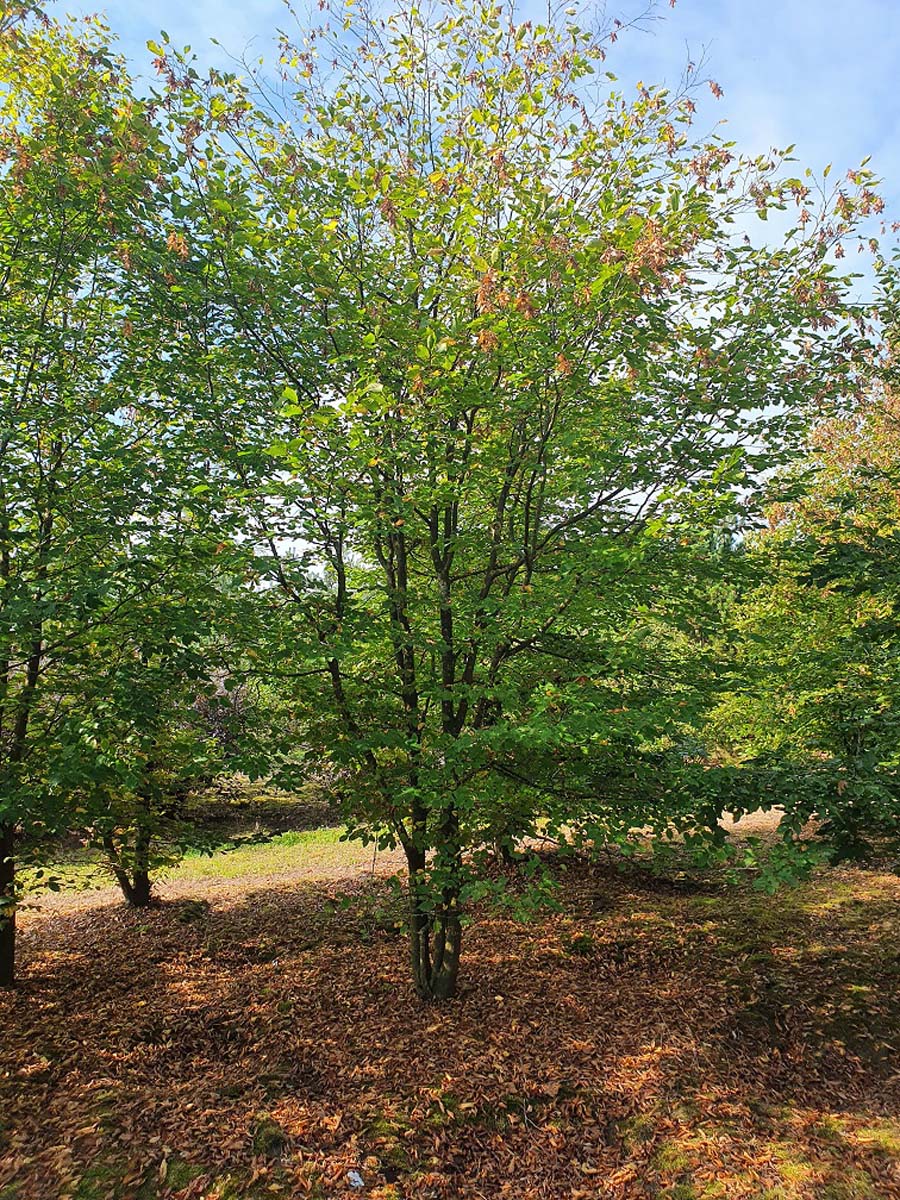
378,1143,410,1171
166,1159,204,1190
367,1112,413,1137
698,1183,728,1199
250,1114,288,1160
770,1141,814,1185
617,1112,657,1151
175,898,211,924
422,1091,462,1128
134,1157,204,1200
363,1113,412,1170
820,1170,879,1200
854,1118,900,1156
73,1161,126,1199
562,930,596,956
778,1159,813,1185
475,1103,510,1132
668,1098,703,1123
810,1115,847,1144
653,1140,693,1175
208,1172,292,1200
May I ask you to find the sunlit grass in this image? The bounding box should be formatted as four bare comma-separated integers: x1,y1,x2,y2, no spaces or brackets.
176,826,361,880
22,825,370,896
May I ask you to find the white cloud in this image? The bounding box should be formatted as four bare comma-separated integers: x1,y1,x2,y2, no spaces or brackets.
601,0,900,199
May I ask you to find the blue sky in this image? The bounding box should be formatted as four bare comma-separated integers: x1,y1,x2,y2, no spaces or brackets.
65,0,900,217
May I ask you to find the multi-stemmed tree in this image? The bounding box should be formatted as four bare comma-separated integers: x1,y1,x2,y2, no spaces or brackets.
0,0,886,997
150,0,876,997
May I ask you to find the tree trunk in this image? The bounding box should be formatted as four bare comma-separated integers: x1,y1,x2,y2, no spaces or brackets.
130,815,152,907
0,824,15,988
128,867,152,908
494,837,518,867
406,846,462,1001
103,829,153,908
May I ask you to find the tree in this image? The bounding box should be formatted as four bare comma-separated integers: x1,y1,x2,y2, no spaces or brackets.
706,356,900,870
62,557,252,907
0,6,222,983
153,0,874,998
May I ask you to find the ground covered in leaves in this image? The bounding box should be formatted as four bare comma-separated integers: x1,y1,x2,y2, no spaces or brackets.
2,842,899,1200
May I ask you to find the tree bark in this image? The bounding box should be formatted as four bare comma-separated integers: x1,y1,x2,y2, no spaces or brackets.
130,812,152,907
406,845,462,1001
0,823,15,988
110,865,152,908
494,837,517,867
128,868,152,908
103,822,153,908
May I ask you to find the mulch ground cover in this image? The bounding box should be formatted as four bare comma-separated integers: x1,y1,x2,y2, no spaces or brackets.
2,855,898,1199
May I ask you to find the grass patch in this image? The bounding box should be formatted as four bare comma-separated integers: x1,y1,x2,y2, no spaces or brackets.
617,1112,658,1151
24,825,359,896
176,826,352,880
653,1140,694,1175
819,1170,880,1200
852,1118,900,1156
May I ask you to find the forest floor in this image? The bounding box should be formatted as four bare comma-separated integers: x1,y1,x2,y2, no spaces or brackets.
2,818,899,1200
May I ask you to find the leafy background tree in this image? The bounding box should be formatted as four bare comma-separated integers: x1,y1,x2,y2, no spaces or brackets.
54,554,257,908
0,5,249,983
706,364,900,873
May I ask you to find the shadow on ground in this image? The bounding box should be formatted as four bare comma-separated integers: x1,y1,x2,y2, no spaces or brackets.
1,856,898,1199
